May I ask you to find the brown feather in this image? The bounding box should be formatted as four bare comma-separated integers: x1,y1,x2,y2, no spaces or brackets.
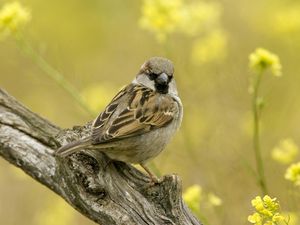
91,84,177,144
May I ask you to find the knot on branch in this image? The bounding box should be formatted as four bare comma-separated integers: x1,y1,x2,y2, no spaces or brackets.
56,152,109,208
67,153,106,196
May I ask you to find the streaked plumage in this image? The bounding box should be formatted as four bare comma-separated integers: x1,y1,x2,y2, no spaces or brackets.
56,57,183,182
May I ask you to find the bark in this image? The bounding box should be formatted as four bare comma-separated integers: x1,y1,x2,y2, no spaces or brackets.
0,88,202,225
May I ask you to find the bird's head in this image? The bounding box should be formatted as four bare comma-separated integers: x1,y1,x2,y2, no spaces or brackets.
134,57,177,95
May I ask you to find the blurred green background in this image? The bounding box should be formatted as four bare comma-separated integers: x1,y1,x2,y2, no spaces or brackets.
1,0,300,224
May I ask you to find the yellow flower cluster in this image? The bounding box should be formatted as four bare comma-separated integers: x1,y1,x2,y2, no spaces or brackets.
207,193,222,207
272,139,299,164
81,84,116,115
139,0,221,43
0,2,30,39
178,1,220,37
249,48,282,76
140,0,227,64
140,0,183,42
285,162,300,186
248,195,285,225
183,185,202,216
183,184,222,219
191,29,227,64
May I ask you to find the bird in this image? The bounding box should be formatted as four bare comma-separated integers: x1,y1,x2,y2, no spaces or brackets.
56,57,183,183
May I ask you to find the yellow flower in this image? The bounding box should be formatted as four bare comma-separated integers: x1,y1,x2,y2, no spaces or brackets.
248,195,285,225
249,48,282,76
139,0,223,44
272,138,299,164
139,0,183,43
285,162,300,186
191,29,227,64
81,84,116,115
251,196,263,210
272,213,285,223
248,212,262,225
183,185,202,216
179,1,221,36
263,221,272,225
0,2,30,39
207,193,222,206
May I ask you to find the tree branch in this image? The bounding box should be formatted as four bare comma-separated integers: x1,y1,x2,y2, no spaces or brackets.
0,88,202,225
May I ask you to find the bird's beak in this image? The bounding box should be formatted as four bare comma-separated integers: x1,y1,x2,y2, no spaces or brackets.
156,73,169,86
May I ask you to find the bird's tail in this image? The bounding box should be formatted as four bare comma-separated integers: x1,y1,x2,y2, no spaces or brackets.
56,137,92,157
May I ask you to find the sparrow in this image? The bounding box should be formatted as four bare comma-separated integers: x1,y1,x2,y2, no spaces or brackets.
56,57,183,182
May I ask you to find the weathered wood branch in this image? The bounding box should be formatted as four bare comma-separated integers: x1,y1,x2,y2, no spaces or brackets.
0,88,202,225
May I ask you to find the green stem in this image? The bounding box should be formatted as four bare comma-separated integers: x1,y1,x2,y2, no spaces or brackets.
252,71,268,195
15,35,95,117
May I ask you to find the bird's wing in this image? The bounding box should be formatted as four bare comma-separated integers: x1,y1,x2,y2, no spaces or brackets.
91,84,178,144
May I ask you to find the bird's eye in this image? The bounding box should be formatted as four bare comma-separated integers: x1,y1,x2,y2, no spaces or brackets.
148,73,157,80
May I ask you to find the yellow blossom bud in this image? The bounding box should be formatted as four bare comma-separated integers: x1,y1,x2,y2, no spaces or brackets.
207,193,222,206
139,0,223,47
191,29,227,64
263,195,279,211
0,2,31,39
272,213,284,222
285,162,300,186
183,185,202,217
81,84,116,115
263,222,272,225
272,138,299,164
139,0,183,43
249,48,282,76
248,212,262,225
248,195,286,225
178,2,220,36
